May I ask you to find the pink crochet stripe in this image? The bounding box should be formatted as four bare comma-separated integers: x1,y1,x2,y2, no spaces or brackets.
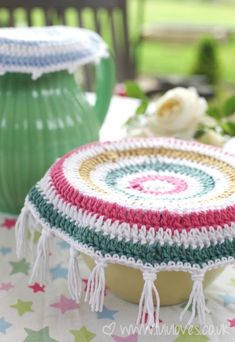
129,175,188,195
48,138,235,231
50,154,235,232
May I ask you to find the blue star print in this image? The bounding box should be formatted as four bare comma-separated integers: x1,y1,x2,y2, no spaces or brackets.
57,241,70,250
223,294,235,307
0,247,11,255
0,317,11,334
50,264,68,280
97,306,118,320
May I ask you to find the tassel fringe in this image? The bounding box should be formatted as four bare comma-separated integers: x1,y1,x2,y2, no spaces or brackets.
15,207,31,258
15,206,210,327
30,228,52,284
68,247,82,303
84,259,107,312
137,271,160,328
180,272,210,327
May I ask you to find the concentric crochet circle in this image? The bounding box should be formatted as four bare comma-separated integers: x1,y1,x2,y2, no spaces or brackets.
17,138,235,327
26,138,235,270
0,26,108,78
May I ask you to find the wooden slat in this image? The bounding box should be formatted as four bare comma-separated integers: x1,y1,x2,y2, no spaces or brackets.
8,9,14,26
108,9,121,80
108,9,118,56
26,9,32,26
93,9,101,34
121,8,134,79
0,0,125,11
77,9,84,27
78,9,93,90
44,9,52,25
57,9,66,25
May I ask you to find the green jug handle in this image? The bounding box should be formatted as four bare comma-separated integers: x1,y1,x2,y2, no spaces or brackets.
94,51,115,126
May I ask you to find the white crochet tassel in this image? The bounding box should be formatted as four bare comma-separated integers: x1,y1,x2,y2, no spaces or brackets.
15,206,30,258
30,228,52,284
85,260,107,312
137,271,160,328
68,247,82,303
180,272,210,327
27,212,38,231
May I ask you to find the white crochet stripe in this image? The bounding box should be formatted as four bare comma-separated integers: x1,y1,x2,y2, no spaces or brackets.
0,39,101,56
0,48,108,80
0,26,109,79
36,174,235,249
107,169,202,201
80,156,229,207
89,167,225,210
63,153,232,212
23,197,235,274
61,137,235,170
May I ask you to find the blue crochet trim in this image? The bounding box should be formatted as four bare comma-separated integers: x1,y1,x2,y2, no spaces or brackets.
0,47,100,67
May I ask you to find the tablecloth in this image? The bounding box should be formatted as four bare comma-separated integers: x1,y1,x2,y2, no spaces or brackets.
0,96,235,342
0,212,235,342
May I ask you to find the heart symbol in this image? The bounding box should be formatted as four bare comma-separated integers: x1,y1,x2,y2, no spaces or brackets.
102,321,116,336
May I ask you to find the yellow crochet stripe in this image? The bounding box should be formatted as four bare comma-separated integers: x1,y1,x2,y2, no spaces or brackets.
78,147,235,203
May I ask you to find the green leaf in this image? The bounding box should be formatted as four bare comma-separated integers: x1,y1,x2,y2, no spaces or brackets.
223,96,235,117
194,128,206,139
221,121,235,136
135,99,149,115
125,81,147,100
207,106,221,120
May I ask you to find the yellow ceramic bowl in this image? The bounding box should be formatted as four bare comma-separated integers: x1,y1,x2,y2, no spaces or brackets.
83,254,223,305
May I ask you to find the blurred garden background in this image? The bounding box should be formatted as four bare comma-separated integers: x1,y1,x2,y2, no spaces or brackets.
1,0,235,92
133,0,235,85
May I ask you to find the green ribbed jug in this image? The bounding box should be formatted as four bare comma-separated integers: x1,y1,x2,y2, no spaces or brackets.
0,56,114,214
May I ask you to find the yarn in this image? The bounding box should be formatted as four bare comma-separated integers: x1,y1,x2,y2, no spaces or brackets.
15,137,235,327
0,26,108,78
68,248,82,303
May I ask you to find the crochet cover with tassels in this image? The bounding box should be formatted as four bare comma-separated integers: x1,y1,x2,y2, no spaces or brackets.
16,138,235,328
0,26,108,79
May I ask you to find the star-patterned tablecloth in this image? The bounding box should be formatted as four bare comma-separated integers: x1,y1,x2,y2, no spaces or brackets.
0,213,235,342
1,96,235,341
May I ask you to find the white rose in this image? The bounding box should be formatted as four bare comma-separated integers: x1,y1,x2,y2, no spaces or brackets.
147,87,208,139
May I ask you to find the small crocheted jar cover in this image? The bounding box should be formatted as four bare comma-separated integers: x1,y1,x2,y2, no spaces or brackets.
16,138,235,328
0,26,108,79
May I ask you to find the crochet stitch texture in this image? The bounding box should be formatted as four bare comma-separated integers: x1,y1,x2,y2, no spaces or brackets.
16,138,235,328
0,26,108,79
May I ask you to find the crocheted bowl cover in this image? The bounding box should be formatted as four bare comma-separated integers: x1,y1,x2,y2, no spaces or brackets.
16,138,235,328
0,26,108,79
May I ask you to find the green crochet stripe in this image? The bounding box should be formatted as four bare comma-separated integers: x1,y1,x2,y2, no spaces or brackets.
105,161,215,201
29,186,235,267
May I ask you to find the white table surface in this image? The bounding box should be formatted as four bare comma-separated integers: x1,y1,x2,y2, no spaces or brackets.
87,93,139,141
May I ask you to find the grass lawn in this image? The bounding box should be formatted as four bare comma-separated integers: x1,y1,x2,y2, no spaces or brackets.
138,42,235,84
129,0,235,84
